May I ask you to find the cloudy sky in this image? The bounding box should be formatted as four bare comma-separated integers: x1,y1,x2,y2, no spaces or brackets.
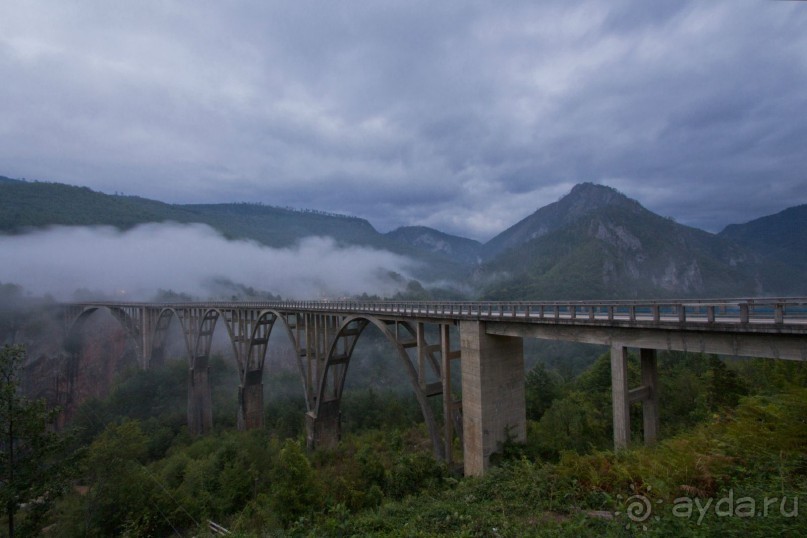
1,0,806,240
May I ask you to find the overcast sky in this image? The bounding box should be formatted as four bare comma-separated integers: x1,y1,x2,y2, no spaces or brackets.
1,0,806,241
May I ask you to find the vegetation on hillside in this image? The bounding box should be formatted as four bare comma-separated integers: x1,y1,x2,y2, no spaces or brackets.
3,338,805,536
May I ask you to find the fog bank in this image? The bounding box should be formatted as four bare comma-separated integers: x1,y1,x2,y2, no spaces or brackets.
0,223,416,300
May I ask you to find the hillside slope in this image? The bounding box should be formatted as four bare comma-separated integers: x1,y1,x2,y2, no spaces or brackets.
479,184,801,299
385,226,482,266
719,204,807,270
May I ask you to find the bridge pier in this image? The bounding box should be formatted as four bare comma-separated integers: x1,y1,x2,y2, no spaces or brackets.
238,369,264,430
460,321,525,477
306,399,341,450
611,344,659,450
188,356,213,435
639,348,659,445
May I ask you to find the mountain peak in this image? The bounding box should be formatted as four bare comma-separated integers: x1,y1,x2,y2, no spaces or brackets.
563,183,637,215
483,183,639,258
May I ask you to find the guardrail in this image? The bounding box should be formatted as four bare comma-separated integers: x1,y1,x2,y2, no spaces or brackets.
68,298,807,327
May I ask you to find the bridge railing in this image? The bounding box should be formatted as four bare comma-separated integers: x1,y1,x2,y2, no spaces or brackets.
70,298,807,327
240,298,807,325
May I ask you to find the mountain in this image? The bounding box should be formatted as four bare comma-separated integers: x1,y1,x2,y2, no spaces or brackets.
482,183,637,260
719,205,807,270
0,178,197,231
0,178,470,282
0,178,402,248
385,226,482,265
478,184,803,299
3,175,805,299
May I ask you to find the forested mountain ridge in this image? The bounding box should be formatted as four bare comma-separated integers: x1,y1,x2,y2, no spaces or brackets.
0,177,470,281
385,226,482,265
477,183,805,299
720,204,807,270
2,175,806,298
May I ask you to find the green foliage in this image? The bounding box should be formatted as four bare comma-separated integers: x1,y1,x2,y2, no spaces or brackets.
525,362,562,421
0,345,72,537
386,451,448,500
34,333,807,536
270,439,323,526
300,389,807,537
341,388,422,433
704,355,748,410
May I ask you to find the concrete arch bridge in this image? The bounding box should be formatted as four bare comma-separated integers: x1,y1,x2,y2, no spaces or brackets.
62,298,807,476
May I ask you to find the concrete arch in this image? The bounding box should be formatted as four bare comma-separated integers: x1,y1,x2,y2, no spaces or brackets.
150,307,191,366
195,308,224,364
312,314,443,459
245,309,300,375
65,306,143,365
186,308,308,431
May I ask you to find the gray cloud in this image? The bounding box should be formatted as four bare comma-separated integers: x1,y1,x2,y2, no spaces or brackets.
1,0,805,239
0,223,415,300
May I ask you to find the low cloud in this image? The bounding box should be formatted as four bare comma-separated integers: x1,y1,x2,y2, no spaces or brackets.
0,223,416,300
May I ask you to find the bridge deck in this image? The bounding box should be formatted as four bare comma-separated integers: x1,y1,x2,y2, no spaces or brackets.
72,298,807,334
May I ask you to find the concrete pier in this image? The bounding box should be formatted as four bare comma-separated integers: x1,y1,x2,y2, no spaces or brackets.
306,398,341,450
639,348,659,445
238,369,264,430
610,343,631,450
611,345,660,450
460,321,526,476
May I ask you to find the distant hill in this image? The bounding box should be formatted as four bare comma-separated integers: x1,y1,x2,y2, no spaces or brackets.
477,184,804,299
0,179,198,231
385,226,481,265
0,178,470,282
719,205,807,270
176,203,384,249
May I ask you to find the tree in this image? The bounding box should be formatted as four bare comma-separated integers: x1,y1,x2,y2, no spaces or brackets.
270,440,322,526
525,362,561,421
0,344,69,537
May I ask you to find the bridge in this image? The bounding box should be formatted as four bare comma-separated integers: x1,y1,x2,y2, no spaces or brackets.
62,298,807,476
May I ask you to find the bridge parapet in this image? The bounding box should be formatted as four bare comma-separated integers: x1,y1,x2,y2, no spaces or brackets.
68,297,807,330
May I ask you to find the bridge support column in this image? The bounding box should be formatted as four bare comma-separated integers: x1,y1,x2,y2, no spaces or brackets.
238,369,264,431
306,399,341,451
459,321,525,477
611,345,660,450
639,348,659,445
188,356,213,436
611,343,630,450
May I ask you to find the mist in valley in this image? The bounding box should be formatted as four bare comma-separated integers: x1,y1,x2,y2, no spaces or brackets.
0,222,418,301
